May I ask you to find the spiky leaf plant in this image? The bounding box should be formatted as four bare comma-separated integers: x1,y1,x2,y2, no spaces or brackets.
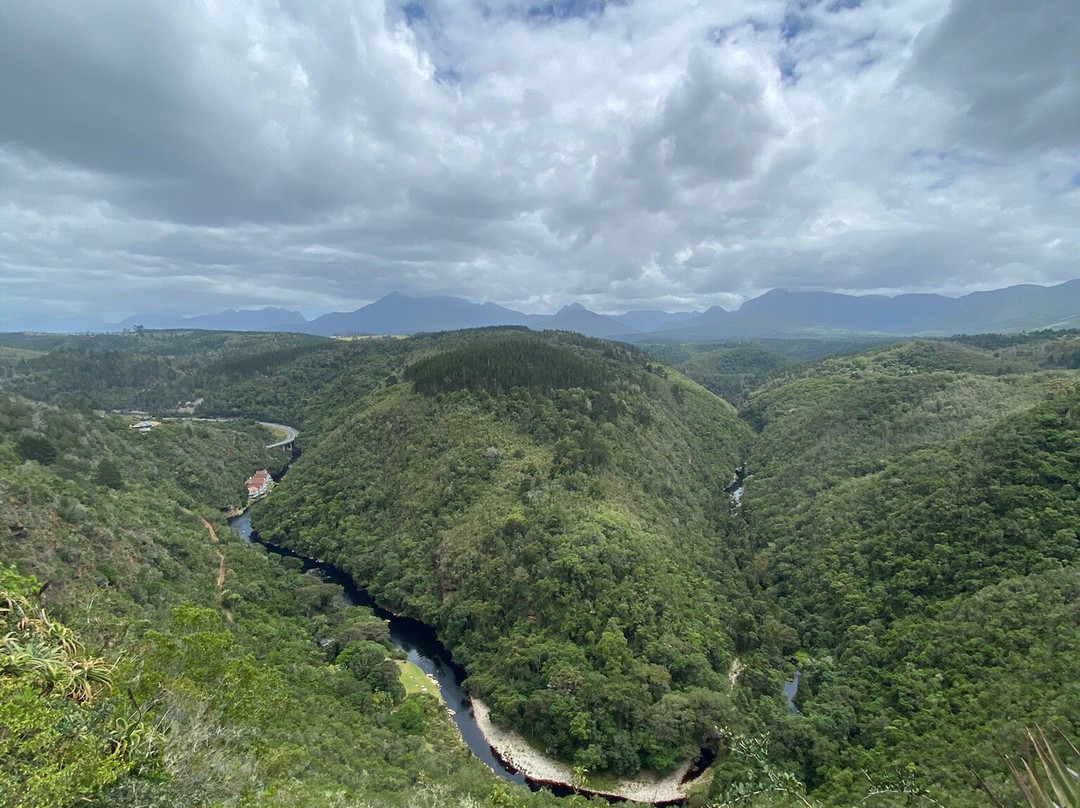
1005,727,1080,808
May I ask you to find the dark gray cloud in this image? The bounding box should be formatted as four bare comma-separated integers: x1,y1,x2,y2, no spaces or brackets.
909,0,1080,152
0,0,1077,321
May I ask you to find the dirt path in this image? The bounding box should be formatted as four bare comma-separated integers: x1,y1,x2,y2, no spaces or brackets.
199,516,233,622
728,655,744,686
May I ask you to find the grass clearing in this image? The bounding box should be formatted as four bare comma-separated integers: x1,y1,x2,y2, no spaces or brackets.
0,346,46,360
396,660,442,702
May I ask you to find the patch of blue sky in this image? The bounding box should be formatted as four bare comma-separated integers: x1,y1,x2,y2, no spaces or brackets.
781,12,812,42
402,0,427,24
779,55,799,84
454,0,623,26
528,0,590,20
705,18,770,46
846,33,880,72
787,0,861,10
393,1,465,87
523,0,624,24
434,65,462,87
1034,166,1080,196
908,148,995,192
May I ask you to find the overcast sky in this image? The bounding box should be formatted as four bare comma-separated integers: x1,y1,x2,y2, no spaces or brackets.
1,0,1077,319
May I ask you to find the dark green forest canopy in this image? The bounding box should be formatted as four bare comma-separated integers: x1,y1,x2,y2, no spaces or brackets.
0,330,412,438
404,337,617,396
736,337,1080,805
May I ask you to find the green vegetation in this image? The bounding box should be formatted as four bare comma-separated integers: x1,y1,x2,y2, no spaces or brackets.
258,330,764,775
998,727,1080,808
0,568,135,808
0,392,563,808
643,342,795,407
731,335,1080,806
0,330,407,440
4,325,1080,806
643,338,897,405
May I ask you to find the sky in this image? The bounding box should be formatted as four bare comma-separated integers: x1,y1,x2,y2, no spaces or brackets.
1,0,1078,320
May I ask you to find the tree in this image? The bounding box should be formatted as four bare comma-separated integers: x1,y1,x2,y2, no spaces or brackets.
15,434,56,465
93,458,123,489
393,698,425,735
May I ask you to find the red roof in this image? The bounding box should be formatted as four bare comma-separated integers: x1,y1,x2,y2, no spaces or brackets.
246,469,270,487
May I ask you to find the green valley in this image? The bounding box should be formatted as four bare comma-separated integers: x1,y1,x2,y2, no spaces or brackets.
1,326,1079,808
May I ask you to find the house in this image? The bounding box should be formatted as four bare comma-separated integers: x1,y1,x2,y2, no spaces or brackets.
129,419,161,433
246,469,272,499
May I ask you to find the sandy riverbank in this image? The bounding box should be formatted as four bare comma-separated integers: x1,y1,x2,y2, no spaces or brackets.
471,699,710,804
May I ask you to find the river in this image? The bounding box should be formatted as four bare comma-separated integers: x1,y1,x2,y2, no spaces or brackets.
228,511,531,787
225,453,733,802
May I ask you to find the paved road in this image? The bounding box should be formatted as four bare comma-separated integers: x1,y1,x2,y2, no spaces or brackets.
260,422,299,450
159,416,299,450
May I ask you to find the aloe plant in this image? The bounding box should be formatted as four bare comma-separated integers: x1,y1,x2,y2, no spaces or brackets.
1004,727,1080,808
0,590,113,702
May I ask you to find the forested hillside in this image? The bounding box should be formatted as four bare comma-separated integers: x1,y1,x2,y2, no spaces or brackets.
3,326,1080,807
737,337,1080,806
0,330,409,442
255,331,773,777
0,393,563,808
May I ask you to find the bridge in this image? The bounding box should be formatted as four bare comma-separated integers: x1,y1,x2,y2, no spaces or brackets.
260,422,298,451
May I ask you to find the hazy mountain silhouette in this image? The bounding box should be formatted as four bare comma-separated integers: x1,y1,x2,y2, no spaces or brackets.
614,309,701,332
650,280,1080,340
7,281,1080,339
305,292,530,336
527,303,638,338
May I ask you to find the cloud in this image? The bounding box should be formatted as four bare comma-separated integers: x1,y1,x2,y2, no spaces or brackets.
0,0,1078,321
908,0,1080,153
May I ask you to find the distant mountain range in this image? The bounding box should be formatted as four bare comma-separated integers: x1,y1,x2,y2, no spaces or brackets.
6,280,1080,341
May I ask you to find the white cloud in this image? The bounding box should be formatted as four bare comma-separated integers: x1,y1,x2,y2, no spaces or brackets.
0,0,1078,320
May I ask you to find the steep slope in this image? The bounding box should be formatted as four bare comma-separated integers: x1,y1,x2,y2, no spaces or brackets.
735,339,1080,806
255,331,767,775
742,339,1063,527
0,394,548,808
646,342,796,406
10,326,1080,806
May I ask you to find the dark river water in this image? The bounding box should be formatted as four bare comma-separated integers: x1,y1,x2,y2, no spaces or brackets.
223,454,748,802
227,511,530,787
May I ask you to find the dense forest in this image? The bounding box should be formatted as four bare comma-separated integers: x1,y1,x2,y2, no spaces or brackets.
257,331,767,777
0,392,562,808
2,326,1079,807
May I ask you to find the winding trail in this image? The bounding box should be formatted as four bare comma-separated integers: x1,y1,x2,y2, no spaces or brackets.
199,516,233,623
